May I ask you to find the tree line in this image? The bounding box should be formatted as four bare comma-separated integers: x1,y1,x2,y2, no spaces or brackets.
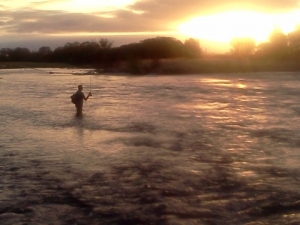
0,25,299,73
0,37,201,68
230,25,300,61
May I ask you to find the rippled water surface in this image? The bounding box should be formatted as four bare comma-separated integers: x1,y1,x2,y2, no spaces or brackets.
1,69,300,225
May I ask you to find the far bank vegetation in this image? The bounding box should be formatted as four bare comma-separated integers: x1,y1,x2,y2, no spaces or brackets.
1,26,300,74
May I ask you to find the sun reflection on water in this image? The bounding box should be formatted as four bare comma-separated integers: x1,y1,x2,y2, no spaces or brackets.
200,78,232,87
238,171,256,177
200,78,247,89
237,83,246,88
195,102,229,110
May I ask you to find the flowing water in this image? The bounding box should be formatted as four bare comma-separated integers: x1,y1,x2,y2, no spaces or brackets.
1,69,300,225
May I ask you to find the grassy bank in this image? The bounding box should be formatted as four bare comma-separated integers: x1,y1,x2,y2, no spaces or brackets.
117,57,300,75
1,58,300,75
0,62,74,69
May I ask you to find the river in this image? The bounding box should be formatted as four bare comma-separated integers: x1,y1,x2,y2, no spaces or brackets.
1,68,300,225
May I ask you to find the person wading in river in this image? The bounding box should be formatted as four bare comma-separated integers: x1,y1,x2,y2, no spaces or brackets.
73,85,91,115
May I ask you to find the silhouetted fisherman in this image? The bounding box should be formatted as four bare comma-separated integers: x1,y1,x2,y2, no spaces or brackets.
74,85,91,115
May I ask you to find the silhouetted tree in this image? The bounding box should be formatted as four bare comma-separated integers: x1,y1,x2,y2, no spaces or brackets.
52,42,82,64
38,46,52,55
31,46,53,62
10,47,31,61
78,41,100,64
98,38,113,49
97,38,113,70
288,24,300,58
141,37,186,59
255,42,272,57
0,48,13,61
268,27,289,59
230,37,256,57
255,28,289,61
184,38,202,57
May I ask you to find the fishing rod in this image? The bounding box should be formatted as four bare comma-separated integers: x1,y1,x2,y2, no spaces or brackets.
89,74,93,96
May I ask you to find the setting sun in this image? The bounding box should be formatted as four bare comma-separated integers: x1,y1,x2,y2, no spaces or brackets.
178,10,300,44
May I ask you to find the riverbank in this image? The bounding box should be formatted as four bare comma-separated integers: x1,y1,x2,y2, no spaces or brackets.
0,62,74,69
1,57,300,75
117,57,300,75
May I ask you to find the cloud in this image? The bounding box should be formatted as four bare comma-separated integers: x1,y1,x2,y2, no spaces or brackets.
1,10,119,33
0,0,299,50
0,8,172,35
1,0,299,36
131,0,300,15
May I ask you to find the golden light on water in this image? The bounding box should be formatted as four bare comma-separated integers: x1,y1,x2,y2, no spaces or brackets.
199,78,246,89
178,10,300,43
195,102,229,110
237,83,246,89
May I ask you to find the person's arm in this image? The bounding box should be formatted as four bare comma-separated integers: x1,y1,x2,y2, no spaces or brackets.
83,92,91,101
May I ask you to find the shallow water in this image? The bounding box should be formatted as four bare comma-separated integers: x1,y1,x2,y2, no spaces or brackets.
1,69,300,224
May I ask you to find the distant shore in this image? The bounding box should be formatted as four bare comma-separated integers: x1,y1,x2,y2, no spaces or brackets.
0,62,75,69
1,58,300,75
110,57,300,75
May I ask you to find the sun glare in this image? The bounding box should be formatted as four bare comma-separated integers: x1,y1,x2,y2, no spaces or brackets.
178,10,300,44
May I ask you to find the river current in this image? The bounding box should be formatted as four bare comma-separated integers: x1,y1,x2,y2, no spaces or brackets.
1,69,300,225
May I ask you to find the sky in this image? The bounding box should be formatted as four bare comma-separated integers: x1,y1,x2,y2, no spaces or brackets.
0,0,300,53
